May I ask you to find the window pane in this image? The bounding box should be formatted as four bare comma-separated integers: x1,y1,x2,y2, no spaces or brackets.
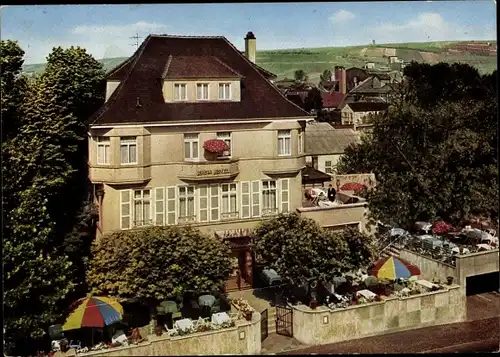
211,210,218,221
192,142,198,158
121,203,130,216
230,195,237,212
134,191,141,199
179,198,186,216
211,185,218,195
134,201,142,223
187,186,194,195
325,161,332,166
203,85,208,99
281,179,288,190
270,191,277,209
156,200,163,213
242,194,249,206
184,142,191,158
120,145,128,163
222,196,228,213
270,181,276,189
225,85,230,98
200,186,208,196
284,138,291,155
144,201,150,221
211,196,218,208
219,85,224,99
197,85,202,99
174,85,180,100
222,185,228,192
243,206,250,217
181,85,186,99
187,197,194,216
129,145,137,163
200,197,207,209
200,211,208,221
121,217,130,228
282,191,288,202
97,146,105,164
167,200,175,212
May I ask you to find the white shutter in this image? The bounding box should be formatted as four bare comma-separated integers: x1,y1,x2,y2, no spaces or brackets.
198,185,209,222
120,190,132,229
166,186,176,225
280,178,290,213
210,184,220,222
241,181,250,219
154,187,165,225
251,180,261,217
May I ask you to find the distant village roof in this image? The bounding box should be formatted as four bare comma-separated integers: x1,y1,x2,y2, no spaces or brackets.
162,55,243,79
345,102,389,112
349,77,395,94
91,34,310,125
320,92,345,108
305,122,360,155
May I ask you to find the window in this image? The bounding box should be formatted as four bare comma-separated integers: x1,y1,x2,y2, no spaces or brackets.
134,189,151,227
221,183,238,219
120,137,137,164
280,178,290,213
184,133,199,160
298,131,303,154
120,190,132,229
174,83,187,101
178,186,195,222
218,83,231,100
196,83,209,100
154,187,165,225
241,182,251,219
324,160,334,174
96,137,110,165
262,180,277,215
216,132,232,158
278,130,291,156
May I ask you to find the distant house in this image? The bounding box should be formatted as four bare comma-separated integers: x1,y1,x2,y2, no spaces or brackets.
305,122,361,175
320,91,345,112
340,101,389,126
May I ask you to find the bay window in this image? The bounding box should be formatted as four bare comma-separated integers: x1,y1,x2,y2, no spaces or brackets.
278,130,291,156
120,137,137,164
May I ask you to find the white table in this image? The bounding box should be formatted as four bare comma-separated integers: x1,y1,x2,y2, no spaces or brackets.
356,289,377,299
415,279,438,290
174,318,194,331
211,312,230,325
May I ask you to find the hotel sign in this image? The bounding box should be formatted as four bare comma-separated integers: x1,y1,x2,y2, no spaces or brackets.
196,168,230,176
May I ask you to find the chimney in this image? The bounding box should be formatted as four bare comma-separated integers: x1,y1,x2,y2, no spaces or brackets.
244,31,256,64
335,66,347,94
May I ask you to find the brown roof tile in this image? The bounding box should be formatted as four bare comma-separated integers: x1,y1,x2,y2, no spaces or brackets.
91,34,310,126
162,55,243,79
320,92,345,108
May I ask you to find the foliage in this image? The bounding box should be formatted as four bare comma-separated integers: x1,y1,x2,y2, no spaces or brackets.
303,87,323,113
338,62,498,229
294,69,308,82
254,214,375,286
319,69,333,83
2,42,105,355
86,226,233,304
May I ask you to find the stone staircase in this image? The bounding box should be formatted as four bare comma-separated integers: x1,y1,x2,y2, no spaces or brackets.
266,307,276,334
380,243,401,258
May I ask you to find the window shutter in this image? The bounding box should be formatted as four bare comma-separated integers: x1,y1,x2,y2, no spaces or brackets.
251,180,261,217
166,186,176,225
120,190,132,229
280,178,290,213
240,181,250,219
154,187,165,225
198,185,209,222
210,184,220,221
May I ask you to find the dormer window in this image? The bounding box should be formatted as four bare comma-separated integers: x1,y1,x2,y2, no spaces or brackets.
196,83,209,100
174,83,187,101
218,83,231,100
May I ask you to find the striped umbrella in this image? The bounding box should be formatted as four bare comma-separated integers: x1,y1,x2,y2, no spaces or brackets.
63,296,124,331
370,256,421,281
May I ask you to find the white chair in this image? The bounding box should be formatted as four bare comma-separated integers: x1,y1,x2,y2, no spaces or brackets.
164,324,178,336
486,228,497,237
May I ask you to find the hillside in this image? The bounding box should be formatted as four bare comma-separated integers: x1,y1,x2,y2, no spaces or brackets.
22,40,497,82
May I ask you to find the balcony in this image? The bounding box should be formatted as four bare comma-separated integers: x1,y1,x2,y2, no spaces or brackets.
261,156,305,176
89,165,152,185
177,160,239,182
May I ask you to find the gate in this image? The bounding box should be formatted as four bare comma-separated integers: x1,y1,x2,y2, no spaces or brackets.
275,304,293,337
260,309,268,342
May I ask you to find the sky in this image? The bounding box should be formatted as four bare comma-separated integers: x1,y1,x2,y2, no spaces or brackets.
1,1,497,64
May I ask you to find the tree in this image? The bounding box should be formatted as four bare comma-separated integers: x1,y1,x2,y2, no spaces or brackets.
253,214,375,286
294,69,308,82
338,62,498,229
2,43,106,355
320,69,333,83
86,226,233,305
303,87,323,113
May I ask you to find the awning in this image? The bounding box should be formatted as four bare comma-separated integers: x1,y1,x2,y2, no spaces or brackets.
203,139,229,153
301,166,331,183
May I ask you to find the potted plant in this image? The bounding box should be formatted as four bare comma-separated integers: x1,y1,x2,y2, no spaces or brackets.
243,306,253,321
154,325,163,336
447,276,454,285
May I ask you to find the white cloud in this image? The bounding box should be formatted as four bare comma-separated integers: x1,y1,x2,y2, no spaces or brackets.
18,21,168,64
369,12,495,43
330,9,355,22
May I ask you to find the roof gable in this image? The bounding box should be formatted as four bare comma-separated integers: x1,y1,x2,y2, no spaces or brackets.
92,34,310,126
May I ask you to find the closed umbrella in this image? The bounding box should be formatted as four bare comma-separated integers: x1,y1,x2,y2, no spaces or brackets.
198,295,216,307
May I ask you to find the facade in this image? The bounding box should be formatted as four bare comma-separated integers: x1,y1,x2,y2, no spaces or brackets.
88,33,370,291
304,122,360,175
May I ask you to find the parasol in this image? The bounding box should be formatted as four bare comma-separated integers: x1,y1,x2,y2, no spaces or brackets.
203,139,229,153
370,256,421,280
340,182,367,191
62,296,123,331
432,221,455,234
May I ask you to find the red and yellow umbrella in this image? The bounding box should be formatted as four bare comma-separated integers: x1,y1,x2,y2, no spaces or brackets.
370,256,421,280
63,296,124,331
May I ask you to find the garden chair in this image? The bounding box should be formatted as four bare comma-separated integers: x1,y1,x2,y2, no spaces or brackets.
164,324,178,336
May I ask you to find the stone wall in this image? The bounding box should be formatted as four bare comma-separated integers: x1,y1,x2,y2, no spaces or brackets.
455,249,499,288
292,286,465,346
81,313,261,356
399,249,457,282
